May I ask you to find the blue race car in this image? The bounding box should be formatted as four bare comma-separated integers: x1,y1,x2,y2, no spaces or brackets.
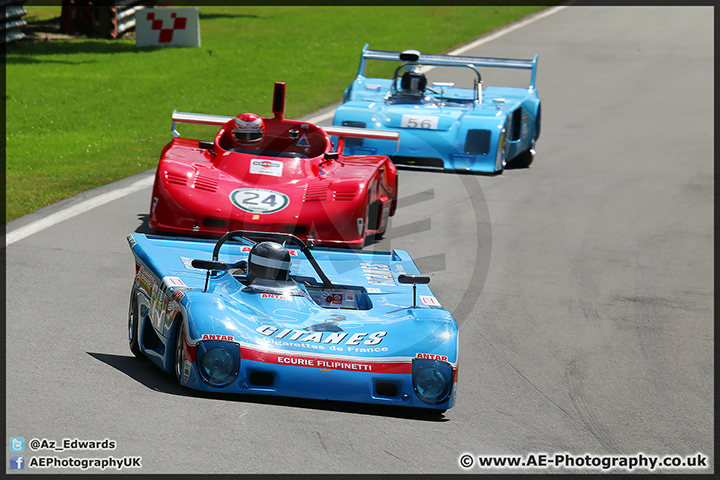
331,44,541,173
127,230,458,412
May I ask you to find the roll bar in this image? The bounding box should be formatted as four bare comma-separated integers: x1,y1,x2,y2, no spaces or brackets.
211,230,333,288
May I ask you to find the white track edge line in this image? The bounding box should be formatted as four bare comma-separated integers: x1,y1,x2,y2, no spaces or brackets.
6,175,155,246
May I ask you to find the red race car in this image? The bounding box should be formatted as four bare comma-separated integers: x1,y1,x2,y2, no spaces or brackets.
149,82,400,248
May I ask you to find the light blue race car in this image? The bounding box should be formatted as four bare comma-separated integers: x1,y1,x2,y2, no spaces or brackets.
127,230,458,412
331,44,541,173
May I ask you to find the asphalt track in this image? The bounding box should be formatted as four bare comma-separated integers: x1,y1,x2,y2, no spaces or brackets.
5,6,713,475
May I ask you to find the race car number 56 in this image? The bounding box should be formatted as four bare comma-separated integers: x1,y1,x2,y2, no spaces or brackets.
401,114,439,130
230,188,290,214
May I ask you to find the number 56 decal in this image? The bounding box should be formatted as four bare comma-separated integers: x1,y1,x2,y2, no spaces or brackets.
401,114,439,130
230,188,290,214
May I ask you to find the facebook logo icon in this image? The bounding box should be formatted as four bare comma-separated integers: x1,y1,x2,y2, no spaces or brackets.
10,455,24,470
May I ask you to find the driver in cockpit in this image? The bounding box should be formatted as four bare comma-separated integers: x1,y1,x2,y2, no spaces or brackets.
230,112,265,151
246,241,292,284
400,66,427,97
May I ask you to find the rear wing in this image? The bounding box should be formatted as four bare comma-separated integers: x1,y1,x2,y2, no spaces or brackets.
170,81,400,146
171,111,399,142
357,43,539,91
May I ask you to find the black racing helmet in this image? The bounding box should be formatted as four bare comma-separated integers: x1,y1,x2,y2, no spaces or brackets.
400,66,427,96
247,241,292,283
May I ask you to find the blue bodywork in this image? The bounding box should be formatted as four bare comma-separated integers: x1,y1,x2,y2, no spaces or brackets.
332,44,541,173
127,231,458,411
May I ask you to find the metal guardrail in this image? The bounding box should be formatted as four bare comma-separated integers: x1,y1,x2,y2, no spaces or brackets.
2,0,156,45
112,0,147,37
61,0,154,39
103,0,155,39
2,0,28,45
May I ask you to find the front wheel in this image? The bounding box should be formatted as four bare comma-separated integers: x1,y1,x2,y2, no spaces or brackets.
417,408,447,418
174,319,186,384
496,120,510,173
128,288,142,358
508,135,536,169
389,176,399,217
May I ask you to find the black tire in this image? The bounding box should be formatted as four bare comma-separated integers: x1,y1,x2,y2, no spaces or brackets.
389,176,398,217
174,318,185,384
496,120,510,173
128,288,142,358
509,147,535,169
508,103,540,169
418,408,447,418
356,193,371,248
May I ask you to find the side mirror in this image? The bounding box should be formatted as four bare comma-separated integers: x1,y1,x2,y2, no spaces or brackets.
191,259,228,292
323,152,339,161
191,259,228,271
397,274,430,307
398,274,430,285
198,141,214,149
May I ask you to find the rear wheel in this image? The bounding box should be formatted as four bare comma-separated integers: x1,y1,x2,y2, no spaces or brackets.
128,288,142,358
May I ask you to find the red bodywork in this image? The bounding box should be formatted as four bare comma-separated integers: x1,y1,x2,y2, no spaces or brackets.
149,83,398,248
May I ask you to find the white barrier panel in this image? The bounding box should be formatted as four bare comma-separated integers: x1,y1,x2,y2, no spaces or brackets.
136,7,200,48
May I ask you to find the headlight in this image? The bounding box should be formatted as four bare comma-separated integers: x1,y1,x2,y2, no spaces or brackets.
412,358,453,405
197,340,240,388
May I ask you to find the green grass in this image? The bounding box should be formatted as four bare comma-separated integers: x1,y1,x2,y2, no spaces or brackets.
5,5,548,222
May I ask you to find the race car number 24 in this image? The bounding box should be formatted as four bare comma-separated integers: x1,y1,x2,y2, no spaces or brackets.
230,188,290,214
401,114,439,130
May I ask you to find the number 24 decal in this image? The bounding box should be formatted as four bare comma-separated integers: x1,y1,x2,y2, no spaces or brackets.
243,192,277,206
229,188,290,214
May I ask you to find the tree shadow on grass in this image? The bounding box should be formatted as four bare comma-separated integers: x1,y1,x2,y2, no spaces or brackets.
5,40,140,63
199,13,260,20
